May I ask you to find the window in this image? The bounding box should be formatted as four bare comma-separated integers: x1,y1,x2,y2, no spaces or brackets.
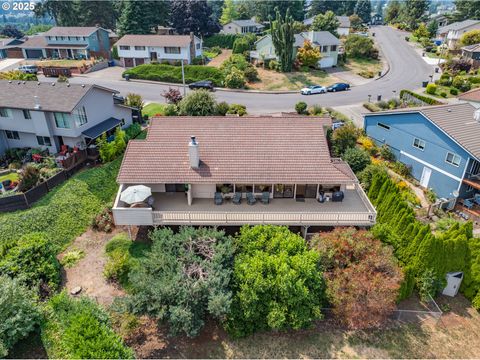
377,122,390,130
164,46,181,54
54,112,71,128
413,137,426,150
465,185,474,192
331,45,337,51
120,118,125,126
119,45,130,50
5,130,19,140
196,43,200,49
23,109,31,119
322,45,329,52
0,108,10,117
134,46,146,50
76,36,80,41
36,136,52,147
67,36,71,40
445,152,461,167
73,106,88,126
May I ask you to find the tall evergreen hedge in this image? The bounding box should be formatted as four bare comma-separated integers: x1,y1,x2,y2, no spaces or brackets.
367,172,478,303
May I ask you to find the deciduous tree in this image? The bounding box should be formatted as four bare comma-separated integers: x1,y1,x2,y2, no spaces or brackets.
220,0,237,25
170,0,220,36
460,29,480,46
312,10,340,36
354,0,372,24
296,40,321,67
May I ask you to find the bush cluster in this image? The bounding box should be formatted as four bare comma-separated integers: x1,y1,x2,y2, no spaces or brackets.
399,89,443,105
345,34,379,59
203,34,240,49
123,64,224,86
96,128,126,163
220,54,258,88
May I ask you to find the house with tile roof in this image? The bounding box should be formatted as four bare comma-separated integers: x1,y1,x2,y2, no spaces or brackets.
112,116,376,229
0,80,133,155
250,31,340,68
115,33,202,67
222,19,264,34
364,103,480,212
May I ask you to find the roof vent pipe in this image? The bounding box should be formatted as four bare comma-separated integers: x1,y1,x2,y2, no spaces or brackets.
34,95,41,110
475,109,480,123
188,136,200,169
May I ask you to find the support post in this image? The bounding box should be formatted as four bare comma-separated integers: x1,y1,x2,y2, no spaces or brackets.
181,60,186,96
127,225,132,240
302,225,310,239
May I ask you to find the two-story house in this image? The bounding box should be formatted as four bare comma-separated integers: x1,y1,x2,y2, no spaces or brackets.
19,26,111,59
250,31,340,68
0,80,133,155
112,116,376,233
222,19,264,34
115,34,202,67
437,19,480,50
364,103,480,209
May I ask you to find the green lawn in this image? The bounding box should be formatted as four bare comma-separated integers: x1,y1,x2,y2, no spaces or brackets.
203,49,221,58
0,172,19,183
142,103,166,118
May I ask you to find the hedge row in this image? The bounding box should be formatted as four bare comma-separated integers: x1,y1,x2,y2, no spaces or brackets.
123,64,224,86
203,34,241,49
399,89,443,106
367,172,477,302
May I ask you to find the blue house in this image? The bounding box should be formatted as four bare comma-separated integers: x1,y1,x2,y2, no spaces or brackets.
20,26,111,59
364,103,480,208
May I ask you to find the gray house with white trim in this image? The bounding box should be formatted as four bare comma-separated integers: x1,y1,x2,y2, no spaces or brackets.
0,80,133,155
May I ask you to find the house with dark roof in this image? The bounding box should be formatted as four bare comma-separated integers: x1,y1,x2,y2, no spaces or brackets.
250,31,340,68
19,26,111,59
364,103,480,210
115,34,202,67
0,80,133,156
222,19,264,34
437,19,480,49
112,116,376,230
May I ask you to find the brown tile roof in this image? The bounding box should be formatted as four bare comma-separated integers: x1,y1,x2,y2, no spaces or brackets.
43,27,99,37
364,103,480,160
459,87,480,102
117,116,357,185
0,80,118,112
115,34,192,48
19,36,47,48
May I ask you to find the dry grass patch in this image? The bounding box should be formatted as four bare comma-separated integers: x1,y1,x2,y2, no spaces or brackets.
343,58,383,78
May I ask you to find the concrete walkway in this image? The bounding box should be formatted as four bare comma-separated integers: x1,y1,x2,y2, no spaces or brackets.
0,58,23,72
387,169,430,208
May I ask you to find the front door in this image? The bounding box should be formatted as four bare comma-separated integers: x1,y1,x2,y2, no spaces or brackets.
420,167,432,188
296,185,305,199
150,52,158,61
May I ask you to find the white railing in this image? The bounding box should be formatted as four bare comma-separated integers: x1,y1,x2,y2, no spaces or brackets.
152,210,375,226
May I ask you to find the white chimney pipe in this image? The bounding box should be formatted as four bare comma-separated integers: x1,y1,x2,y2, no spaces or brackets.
188,136,200,168
34,96,41,110
475,109,480,123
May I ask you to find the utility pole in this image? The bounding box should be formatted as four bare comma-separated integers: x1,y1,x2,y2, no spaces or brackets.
181,60,186,96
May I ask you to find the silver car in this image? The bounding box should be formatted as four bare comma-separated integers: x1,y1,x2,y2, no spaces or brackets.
300,85,327,95
17,65,38,74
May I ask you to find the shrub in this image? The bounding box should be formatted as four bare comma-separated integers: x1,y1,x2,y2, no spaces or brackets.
215,101,230,116
125,93,144,111
0,232,60,292
220,54,249,72
124,123,142,141
243,66,259,82
226,103,247,116
178,89,217,116
42,292,134,359
426,83,437,95
363,102,381,112
345,34,379,59
331,123,361,156
399,89,443,105
0,276,40,358
343,147,371,173
312,228,403,329
203,34,238,49
295,101,308,114
377,100,389,109
439,91,447,98
91,207,114,233
268,59,279,71
296,40,321,68
417,268,444,301
224,66,246,89
232,37,251,54
358,70,374,78
226,225,326,338
358,164,388,190
450,87,459,95
128,227,234,337
191,56,206,65
164,104,179,116
19,164,40,192
96,128,127,163
123,64,224,86
388,98,401,109
60,249,85,269
380,144,395,161
161,87,183,104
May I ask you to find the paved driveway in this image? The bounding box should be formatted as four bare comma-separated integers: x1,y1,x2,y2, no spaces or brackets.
0,58,23,72
65,26,434,115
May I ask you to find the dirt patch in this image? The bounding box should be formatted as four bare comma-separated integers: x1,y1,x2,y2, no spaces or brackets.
207,49,232,68
58,227,127,305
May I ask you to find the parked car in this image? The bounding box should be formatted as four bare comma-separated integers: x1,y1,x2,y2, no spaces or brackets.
17,64,38,74
300,85,327,95
327,83,350,92
188,80,214,91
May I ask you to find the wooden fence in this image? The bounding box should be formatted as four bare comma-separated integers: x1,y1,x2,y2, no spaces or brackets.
0,170,69,213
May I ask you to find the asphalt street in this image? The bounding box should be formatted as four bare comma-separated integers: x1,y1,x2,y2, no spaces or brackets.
65,26,435,114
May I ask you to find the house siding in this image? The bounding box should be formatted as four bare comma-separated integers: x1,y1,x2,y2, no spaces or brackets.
364,112,472,198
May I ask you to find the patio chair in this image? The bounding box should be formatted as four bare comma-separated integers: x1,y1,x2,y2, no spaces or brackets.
214,192,223,205
261,191,270,204
232,192,242,205
246,192,257,205
474,193,480,206
463,198,474,210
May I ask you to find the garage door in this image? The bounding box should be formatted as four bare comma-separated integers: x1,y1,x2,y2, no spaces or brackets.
25,49,43,59
123,58,134,67
319,57,335,68
134,58,145,66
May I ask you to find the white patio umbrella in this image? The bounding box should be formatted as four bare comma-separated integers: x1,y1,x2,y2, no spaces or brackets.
120,185,152,204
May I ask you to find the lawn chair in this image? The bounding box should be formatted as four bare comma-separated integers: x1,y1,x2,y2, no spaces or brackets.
214,192,223,205
232,192,242,205
246,192,257,205
474,193,480,206
261,191,270,204
463,198,474,209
